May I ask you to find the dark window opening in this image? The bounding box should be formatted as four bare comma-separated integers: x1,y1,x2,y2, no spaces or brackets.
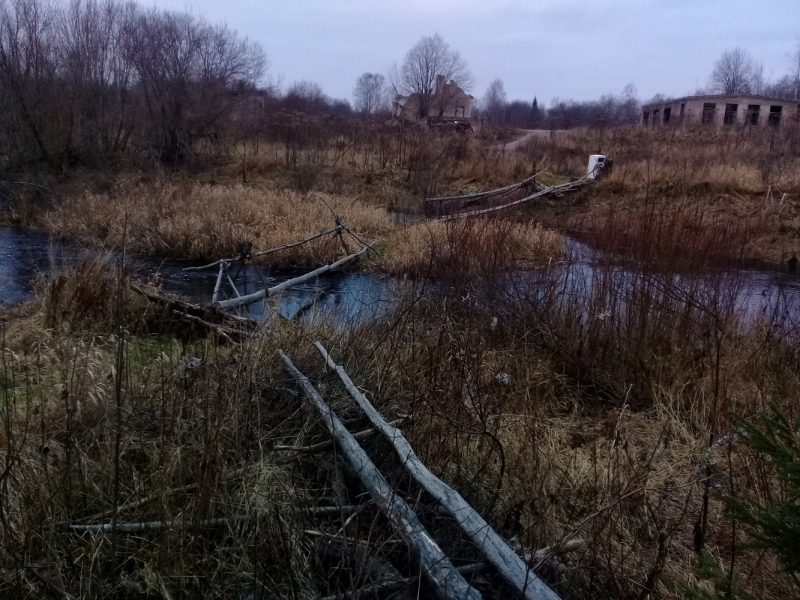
680,103,685,117
724,104,738,125
663,107,671,124
643,111,650,125
769,105,782,127
746,105,760,125
652,109,660,125
702,103,716,124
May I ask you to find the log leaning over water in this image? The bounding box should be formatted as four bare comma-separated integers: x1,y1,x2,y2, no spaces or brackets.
314,342,562,600
278,350,482,600
212,244,370,311
184,225,344,271
129,283,258,339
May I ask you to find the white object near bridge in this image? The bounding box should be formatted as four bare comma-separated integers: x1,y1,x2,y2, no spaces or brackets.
587,154,606,179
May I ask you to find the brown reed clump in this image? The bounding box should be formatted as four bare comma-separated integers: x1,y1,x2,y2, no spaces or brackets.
42,181,394,265
382,218,565,279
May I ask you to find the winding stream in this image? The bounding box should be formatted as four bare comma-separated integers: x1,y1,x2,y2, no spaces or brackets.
0,227,392,323
3,226,800,329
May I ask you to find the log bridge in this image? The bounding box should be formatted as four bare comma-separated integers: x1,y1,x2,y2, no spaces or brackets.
424,170,591,220
61,339,578,598
278,343,572,600
180,218,374,314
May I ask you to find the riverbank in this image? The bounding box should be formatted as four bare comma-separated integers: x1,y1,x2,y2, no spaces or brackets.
2,236,799,598
2,123,800,598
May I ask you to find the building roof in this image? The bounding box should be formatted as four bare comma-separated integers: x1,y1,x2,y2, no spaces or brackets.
642,93,799,109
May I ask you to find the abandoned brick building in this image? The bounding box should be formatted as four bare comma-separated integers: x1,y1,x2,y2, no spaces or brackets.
393,75,474,124
641,94,800,128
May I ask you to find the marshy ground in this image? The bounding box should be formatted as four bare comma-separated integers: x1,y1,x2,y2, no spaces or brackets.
1,123,800,599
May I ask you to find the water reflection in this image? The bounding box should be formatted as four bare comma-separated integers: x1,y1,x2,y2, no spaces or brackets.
0,227,393,324
3,227,800,331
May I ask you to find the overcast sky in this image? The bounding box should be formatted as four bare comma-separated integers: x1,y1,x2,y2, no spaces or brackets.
154,0,798,106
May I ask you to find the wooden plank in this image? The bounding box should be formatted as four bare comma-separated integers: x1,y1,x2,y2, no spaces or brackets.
314,342,562,600
211,262,225,303
212,245,369,311
279,350,482,600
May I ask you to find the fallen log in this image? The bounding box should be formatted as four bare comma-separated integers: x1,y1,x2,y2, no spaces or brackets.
317,540,584,600
69,516,244,533
279,350,481,600
130,283,256,327
315,342,561,600
184,225,344,271
67,506,360,534
291,289,332,321
425,171,543,203
274,418,406,454
524,539,585,568
438,178,589,221
213,245,370,311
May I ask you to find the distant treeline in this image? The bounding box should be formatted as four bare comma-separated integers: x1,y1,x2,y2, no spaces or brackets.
0,0,673,177
0,0,270,170
478,80,642,130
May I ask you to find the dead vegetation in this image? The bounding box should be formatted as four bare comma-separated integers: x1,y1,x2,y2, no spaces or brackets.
2,113,800,599
512,126,800,265
42,182,393,265
382,219,564,279
2,194,800,597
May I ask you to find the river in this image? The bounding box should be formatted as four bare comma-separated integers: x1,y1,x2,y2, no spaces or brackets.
0,227,392,323
2,226,800,329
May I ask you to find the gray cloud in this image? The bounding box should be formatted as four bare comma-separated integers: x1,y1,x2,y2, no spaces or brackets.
155,0,799,104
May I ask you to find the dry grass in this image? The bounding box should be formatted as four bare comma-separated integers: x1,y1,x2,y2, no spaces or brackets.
1,243,799,598
518,126,800,193
43,180,394,265
4,122,800,598
507,126,800,265
382,218,565,279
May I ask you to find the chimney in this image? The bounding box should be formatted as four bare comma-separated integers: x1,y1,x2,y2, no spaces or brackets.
436,75,445,95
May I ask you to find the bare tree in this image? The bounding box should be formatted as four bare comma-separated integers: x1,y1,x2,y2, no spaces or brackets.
788,39,800,99
766,74,796,99
618,83,640,124
750,62,767,95
353,72,386,114
284,80,328,113
0,0,60,163
122,6,266,164
395,33,472,119
482,78,506,125
709,48,755,94
57,0,134,160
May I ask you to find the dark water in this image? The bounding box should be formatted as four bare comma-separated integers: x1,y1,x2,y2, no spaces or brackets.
0,227,393,324
550,238,800,328
3,227,800,329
